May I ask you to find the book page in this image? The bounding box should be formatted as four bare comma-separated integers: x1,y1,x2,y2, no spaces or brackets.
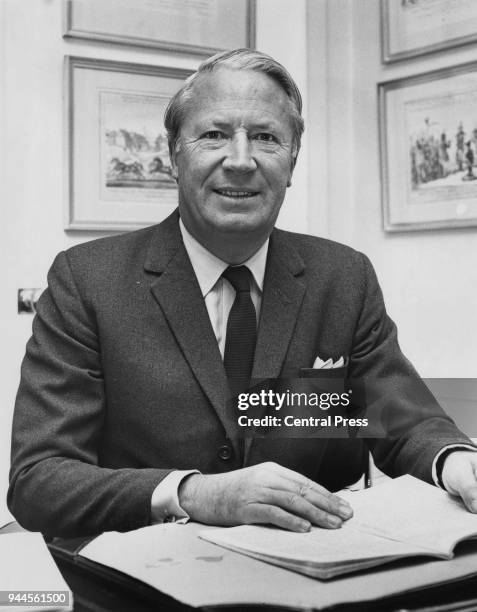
200,476,477,574
340,475,477,554
80,522,477,608
201,522,431,566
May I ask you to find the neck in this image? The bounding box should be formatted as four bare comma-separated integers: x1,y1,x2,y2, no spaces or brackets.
182,223,268,264
202,233,267,265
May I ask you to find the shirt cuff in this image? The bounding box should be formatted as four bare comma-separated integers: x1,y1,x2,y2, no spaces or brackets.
432,444,477,490
151,470,200,524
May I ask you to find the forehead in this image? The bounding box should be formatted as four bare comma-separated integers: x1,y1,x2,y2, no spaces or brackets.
181,68,293,128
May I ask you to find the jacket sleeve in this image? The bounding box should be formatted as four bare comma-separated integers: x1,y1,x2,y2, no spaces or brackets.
350,253,474,483
8,251,172,537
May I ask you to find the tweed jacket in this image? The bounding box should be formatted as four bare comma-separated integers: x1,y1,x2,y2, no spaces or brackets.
8,210,471,537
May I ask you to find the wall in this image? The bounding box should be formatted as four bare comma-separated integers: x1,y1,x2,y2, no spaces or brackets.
2,0,475,524
0,0,308,522
309,0,477,379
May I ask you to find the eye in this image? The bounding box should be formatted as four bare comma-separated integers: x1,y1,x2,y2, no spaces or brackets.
201,130,226,140
254,133,278,143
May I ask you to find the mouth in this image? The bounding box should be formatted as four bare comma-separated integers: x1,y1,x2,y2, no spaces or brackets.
213,188,259,199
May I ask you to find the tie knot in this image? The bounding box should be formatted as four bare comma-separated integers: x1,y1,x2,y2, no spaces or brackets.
222,266,253,293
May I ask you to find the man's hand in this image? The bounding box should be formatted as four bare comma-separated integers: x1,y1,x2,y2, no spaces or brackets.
441,450,477,513
178,462,353,532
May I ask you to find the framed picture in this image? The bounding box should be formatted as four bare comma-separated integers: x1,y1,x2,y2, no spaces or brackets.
381,0,477,63
65,56,193,231
379,62,477,231
64,0,255,55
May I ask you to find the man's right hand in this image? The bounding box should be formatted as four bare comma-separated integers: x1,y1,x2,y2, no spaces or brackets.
178,462,353,532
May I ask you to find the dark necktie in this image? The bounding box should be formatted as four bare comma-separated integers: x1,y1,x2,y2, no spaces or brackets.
222,266,257,396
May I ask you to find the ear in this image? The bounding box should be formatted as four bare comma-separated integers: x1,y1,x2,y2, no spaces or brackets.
169,139,180,181
287,152,297,188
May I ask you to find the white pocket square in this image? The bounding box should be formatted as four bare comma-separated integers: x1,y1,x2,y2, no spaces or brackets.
312,356,345,369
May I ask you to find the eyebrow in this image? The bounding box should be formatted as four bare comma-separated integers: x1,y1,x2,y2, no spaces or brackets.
196,119,281,132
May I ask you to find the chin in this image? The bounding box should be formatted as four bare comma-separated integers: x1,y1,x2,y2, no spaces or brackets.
213,216,266,235
212,207,271,228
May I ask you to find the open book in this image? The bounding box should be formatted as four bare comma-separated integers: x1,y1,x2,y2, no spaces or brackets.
200,475,477,579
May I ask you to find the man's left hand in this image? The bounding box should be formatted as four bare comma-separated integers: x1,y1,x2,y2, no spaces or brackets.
441,450,477,513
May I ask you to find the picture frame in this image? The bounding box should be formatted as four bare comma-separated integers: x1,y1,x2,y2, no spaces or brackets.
381,0,477,64
64,0,256,55
379,62,477,231
65,56,193,231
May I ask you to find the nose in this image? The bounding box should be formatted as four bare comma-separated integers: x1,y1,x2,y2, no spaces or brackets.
222,133,257,173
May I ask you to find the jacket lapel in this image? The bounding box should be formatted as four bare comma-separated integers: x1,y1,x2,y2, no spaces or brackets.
144,212,236,445
243,230,307,465
143,214,308,455
252,230,306,380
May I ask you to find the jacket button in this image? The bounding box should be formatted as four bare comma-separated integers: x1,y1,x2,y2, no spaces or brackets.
218,444,233,461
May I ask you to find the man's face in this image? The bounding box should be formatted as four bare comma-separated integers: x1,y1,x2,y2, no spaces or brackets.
171,68,296,248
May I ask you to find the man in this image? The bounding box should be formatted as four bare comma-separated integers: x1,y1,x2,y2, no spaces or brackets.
8,49,477,538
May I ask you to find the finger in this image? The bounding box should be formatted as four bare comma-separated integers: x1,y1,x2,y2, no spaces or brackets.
264,489,343,528
270,464,352,506
266,463,332,496
270,473,353,520
246,503,312,533
442,453,477,513
454,467,477,513
301,485,353,520
461,485,477,514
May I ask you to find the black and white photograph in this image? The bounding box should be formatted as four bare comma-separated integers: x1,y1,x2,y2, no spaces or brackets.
64,0,255,55
1,1,477,611
66,57,192,230
103,92,176,191
382,0,477,62
380,62,477,230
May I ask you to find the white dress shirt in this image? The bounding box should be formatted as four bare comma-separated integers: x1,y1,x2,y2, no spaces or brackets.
150,219,268,523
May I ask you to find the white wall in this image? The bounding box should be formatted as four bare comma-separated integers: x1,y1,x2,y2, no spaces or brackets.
0,0,309,523
309,0,477,378
2,0,476,524
257,0,309,233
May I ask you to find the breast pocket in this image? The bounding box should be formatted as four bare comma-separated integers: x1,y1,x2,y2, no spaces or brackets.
299,365,348,379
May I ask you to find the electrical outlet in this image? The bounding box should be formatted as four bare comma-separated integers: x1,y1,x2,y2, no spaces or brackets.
18,288,43,314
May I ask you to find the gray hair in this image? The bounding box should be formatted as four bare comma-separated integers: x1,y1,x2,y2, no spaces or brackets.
164,48,304,163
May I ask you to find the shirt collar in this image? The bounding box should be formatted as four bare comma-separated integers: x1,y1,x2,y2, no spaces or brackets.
179,218,268,297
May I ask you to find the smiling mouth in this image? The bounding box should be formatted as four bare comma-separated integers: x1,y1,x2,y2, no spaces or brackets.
214,188,259,199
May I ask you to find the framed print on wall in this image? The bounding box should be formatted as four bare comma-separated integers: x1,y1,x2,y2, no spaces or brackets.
379,62,477,231
381,0,477,63
65,56,193,231
64,0,256,55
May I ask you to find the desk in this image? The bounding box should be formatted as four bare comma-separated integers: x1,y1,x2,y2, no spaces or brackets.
3,521,477,611
47,530,477,612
